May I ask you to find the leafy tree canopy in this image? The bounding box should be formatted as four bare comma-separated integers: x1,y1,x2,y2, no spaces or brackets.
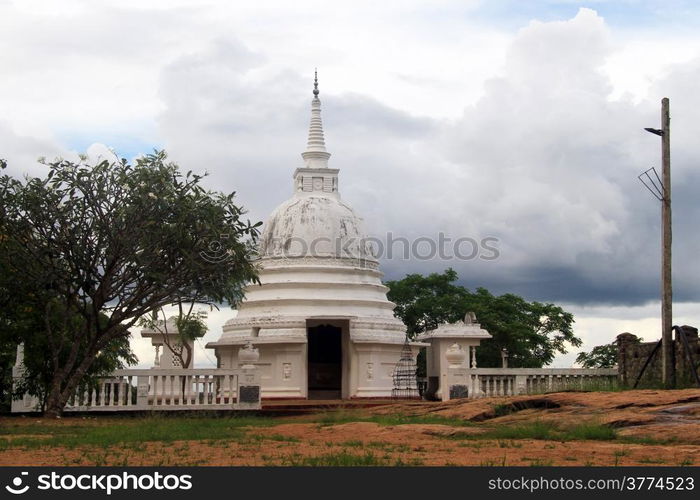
575,334,642,368
386,268,581,368
9,304,137,411
0,151,260,416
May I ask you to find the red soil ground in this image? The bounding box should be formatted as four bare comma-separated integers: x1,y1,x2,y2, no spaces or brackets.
1,389,698,466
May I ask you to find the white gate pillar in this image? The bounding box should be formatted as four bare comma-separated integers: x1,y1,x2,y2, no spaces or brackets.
416,313,492,401
234,341,262,410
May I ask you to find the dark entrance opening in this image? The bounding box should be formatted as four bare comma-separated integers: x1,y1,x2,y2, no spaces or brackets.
307,324,342,400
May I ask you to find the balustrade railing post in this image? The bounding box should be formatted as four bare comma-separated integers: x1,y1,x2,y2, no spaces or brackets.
136,375,150,409
235,342,262,409
125,377,131,407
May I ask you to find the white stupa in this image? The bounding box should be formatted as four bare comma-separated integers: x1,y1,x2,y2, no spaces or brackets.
207,73,419,399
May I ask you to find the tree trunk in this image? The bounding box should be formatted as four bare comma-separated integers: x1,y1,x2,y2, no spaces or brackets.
182,342,192,369
43,374,67,418
43,343,101,418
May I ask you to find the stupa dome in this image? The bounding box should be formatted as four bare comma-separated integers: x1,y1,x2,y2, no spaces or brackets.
259,193,375,260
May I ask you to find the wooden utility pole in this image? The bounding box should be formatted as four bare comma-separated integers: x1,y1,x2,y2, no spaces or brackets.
660,97,673,388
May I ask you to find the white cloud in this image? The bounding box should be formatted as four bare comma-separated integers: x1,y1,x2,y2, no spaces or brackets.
0,121,62,178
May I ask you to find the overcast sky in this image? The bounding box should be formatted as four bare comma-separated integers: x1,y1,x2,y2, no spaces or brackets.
3,0,700,367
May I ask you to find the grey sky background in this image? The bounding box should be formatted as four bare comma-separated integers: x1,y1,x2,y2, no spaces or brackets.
3,1,700,366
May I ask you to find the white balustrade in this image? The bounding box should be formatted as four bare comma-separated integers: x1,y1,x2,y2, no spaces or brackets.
463,368,617,399
56,368,260,412
14,365,616,410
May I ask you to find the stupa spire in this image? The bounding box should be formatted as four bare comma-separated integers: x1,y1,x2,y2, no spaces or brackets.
302,69,331,168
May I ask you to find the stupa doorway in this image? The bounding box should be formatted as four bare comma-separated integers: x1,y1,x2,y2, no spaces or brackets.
307,321,347,399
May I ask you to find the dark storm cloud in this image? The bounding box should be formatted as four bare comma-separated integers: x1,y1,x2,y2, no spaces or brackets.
152,9,700,307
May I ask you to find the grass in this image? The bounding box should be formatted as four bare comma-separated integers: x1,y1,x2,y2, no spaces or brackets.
1,412,443,463
341,440,364,447
485,420,559,440
492,403,514,417
522,458,554,466
497,440,523,448
479,456,508,466
338,440,412,453
313,410,475,427
443,420,618,442
247,433,300,443
0,414,280,449
618,435,679,445
613,448,631,466
565,422,618,441
276,451,422,467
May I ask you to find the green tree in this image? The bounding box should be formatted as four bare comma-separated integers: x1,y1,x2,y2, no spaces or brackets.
386,269,581,367
10,305,137,411
1,245,137,414
575,334,642,368
0,151,260,416
0,342,15,413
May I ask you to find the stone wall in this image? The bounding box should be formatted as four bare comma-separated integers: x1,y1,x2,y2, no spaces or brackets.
617,326,700,387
